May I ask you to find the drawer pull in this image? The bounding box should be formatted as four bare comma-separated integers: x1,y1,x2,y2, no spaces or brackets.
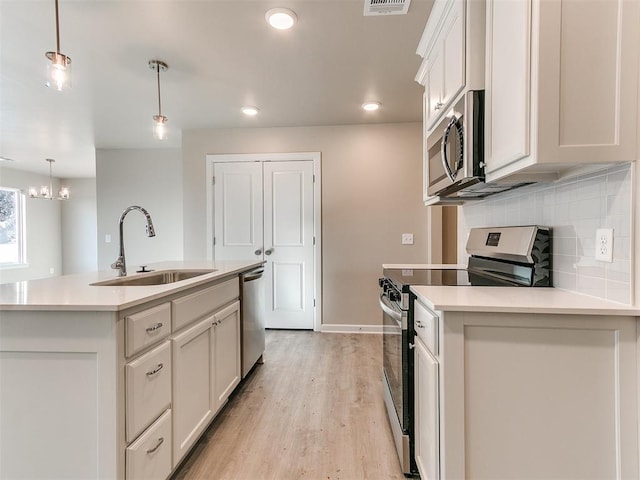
145,322,164,333
146,363,164,377
146,437,164,454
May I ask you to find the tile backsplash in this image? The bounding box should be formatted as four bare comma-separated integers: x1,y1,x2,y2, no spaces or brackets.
460,163,634,304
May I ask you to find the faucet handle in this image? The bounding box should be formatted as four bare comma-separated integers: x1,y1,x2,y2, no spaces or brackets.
111,256,126,277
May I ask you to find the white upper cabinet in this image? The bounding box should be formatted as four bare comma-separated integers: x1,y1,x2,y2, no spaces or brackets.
416,0,485,132
485,0,639,182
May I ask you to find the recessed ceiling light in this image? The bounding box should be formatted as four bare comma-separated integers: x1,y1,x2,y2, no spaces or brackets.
265,8,297,30
362,102,381,112
242,106,260,116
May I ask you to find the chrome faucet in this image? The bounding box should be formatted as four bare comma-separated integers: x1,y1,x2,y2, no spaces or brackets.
111,206,156,277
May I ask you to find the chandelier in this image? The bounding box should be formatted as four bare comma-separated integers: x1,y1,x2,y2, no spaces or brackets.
29,159,70,200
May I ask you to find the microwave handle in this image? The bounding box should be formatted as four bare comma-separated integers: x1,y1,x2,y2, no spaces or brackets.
441,116,464,182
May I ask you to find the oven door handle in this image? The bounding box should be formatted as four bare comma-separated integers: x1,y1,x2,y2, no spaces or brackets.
379,293,403,326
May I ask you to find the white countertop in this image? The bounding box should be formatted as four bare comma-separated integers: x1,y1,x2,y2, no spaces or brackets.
0,260,263,312
411,285,640,316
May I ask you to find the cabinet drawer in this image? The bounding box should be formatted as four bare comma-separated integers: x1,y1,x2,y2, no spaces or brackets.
126,409,172,480
126,341,172,442
414,301,438,356
126,303,171,357
172,277,239,332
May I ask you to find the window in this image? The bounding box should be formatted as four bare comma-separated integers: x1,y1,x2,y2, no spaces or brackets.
0,187,26,265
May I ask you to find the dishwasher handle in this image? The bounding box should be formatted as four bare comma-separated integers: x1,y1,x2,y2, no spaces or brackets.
242,268,264,282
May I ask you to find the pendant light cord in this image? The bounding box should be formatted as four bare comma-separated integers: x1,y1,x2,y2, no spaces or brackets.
54,0,61,54
48,159,53,199
156,64,162,116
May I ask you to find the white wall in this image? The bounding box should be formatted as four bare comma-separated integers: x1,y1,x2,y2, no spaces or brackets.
61,178,97,275
460,163,634,304
95,148,183,272
0,166,62,283
182,123,428,327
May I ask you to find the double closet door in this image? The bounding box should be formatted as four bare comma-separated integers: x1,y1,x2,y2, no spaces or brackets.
213,160,315,330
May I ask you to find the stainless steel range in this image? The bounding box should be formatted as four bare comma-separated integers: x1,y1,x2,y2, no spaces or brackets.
379,225,551,476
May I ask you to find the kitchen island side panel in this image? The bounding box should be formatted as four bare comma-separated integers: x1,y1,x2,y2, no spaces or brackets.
0,310,121,480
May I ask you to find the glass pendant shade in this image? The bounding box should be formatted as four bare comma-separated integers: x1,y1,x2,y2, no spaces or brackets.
45,52,71,91
153,115,168,140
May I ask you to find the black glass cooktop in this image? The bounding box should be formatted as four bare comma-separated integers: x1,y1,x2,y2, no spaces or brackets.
383,267,515,291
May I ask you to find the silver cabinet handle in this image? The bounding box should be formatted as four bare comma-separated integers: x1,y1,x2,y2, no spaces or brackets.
409,343,415,350
146,363,164,376
434,101,444,110
254,249,262,255
146,437,164,454
145,322,163,333
265,248,273,256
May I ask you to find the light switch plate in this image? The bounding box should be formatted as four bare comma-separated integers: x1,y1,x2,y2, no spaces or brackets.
402,233,414,245
105,234,111,243
595,228,613,262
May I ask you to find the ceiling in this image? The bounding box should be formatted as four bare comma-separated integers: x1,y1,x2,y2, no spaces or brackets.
0,0,433,178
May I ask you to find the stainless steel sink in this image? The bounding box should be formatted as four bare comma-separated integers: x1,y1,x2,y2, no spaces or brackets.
91,269,216,286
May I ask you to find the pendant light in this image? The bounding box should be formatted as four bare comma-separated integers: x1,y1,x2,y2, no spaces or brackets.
29,159,70,200
149,60,168,140
45,0,72,91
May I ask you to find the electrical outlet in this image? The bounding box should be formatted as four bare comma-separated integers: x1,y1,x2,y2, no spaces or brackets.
402,233,414,245
594,228,613,262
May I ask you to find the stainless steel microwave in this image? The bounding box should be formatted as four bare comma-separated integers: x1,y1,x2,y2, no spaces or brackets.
426,90,486,198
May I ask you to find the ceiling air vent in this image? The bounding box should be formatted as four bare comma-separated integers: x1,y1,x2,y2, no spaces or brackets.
364,0,411,16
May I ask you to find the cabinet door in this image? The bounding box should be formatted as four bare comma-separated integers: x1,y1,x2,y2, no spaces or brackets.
414,337,439,480
171,316,214,465
425,51,444,130
484,0,532,176
536,0,638,166
422,91,434,202
213,301,241,411
441,0,465,107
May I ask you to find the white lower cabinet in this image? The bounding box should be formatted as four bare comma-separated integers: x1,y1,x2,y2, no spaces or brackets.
125,276,242,478
171,315,216,465
126,409,172,480
413,299,639,480
414,336,439,480
213,301,241,411
171,300,241,466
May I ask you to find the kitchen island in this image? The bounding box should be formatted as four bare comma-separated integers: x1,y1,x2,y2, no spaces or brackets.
410,285,639,480
0,260,262,480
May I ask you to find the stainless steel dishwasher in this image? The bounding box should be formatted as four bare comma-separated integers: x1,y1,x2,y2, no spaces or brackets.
240,267,265,378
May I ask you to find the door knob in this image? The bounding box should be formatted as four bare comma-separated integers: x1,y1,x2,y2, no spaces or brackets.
254,249,262,256
265,248,273,256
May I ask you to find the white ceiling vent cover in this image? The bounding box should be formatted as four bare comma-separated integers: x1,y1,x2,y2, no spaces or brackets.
364,0,411,16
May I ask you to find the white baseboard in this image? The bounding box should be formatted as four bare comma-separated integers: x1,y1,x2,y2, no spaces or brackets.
320,324,383,334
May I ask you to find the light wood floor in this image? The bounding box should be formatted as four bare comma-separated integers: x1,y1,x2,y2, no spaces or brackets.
172,330,406,480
